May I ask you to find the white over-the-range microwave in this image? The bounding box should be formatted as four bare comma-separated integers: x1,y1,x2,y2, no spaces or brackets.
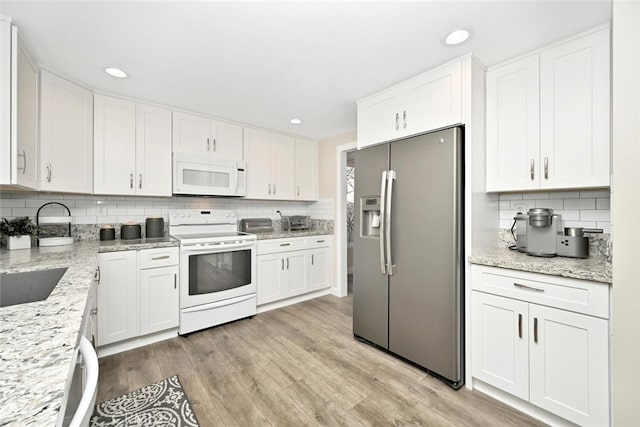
173,152,246,196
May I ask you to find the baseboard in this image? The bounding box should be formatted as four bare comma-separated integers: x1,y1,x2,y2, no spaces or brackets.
97,329,177,358
472,379,575,427
257,288,332,314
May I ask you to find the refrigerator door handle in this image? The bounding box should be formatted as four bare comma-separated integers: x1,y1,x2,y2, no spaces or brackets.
379,170,388,275
386,170,396,275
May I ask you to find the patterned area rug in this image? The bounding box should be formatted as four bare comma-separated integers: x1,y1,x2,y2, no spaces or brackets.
91,376,199,426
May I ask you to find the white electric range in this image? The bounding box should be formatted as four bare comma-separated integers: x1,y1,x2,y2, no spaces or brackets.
169,209,257,335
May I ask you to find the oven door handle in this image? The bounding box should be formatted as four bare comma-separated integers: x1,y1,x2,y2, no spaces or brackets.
181,242,256,253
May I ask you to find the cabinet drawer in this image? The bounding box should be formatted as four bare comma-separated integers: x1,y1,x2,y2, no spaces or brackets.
307,235,332,249
471,265,609,318
257,237,307,255
138,247,179,269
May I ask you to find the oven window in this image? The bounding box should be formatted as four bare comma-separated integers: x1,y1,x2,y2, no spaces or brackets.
188,249,251,295
183,168,230,187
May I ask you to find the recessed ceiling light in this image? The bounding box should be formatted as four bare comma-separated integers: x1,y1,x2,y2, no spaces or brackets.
443,28,473,46
290,118,303,125
104,67,128,78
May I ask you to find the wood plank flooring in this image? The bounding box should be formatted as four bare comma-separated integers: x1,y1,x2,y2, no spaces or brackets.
97,295,545,426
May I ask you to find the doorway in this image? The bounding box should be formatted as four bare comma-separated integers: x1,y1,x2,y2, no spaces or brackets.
334,141,357,298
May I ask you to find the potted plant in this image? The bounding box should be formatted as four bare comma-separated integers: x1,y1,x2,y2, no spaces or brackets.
1,217,38,250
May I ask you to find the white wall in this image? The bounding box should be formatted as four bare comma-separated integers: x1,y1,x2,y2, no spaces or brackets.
611,0,640,423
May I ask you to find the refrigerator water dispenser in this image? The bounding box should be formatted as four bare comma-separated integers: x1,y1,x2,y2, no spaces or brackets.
360,197,381,237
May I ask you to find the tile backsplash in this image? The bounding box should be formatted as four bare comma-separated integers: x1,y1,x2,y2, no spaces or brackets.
498,190,611,233
0,192,337,224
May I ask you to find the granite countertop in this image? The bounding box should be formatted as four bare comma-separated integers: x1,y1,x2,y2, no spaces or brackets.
0,237,178,426
254,229,333,240
469,247,611,284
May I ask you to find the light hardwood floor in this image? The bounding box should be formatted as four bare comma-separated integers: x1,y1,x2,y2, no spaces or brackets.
97,295,545,426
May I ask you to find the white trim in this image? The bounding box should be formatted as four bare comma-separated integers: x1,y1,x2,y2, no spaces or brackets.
97,329,177,358
334,141,357,297
257,288,332,313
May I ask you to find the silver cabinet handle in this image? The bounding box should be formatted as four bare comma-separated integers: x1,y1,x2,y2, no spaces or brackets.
268,184,271,195
544,157,549,179
174,273,177,289
213,138,216,152
379,171,388,275
403,110,407,129
534,317,538,343
316,240,325,243
311,254,314,265
518,313,522,338
281,258,284,270
395,113,399,131
46,163,52,182
139,174,142,189
386,170,396,275
95,266,100,284
273,184,276,195
513,282,545,292
152,255,170,260
207,137,210,151
130,173,134,189
297,185,300,196
280,243,290,247
18,150,26,174
530,159,534,180
286,258,289,270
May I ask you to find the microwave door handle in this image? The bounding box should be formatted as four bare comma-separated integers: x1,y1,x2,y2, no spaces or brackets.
379,171,387,275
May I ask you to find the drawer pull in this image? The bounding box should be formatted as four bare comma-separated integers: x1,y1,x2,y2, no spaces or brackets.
518,313,522,338
513,282,545,292
152,255,171,260
174,274,177,289
534,317,538,343
280,243,290,247
316,240,325,243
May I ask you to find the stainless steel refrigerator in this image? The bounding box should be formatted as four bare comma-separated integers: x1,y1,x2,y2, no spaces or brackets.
352,126,464,388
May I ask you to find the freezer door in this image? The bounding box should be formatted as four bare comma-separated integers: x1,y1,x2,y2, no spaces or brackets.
388,128,463,384
353,143,390,348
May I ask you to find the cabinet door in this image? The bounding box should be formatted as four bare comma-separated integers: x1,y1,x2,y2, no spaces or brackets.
15,39,38,188
357,90,401,149
172,111,211,154
211,119,243,160
308,247,332,291
486,55,540,192
529,304,609,426
257,254,286,304
285,251,308,297
244,127,273,199
540,28,610,189
294,139,318,200
139,265,179,335
97,251,137,346
93,94,136,195
471,291,529,400
40,70,93,193
270,134,295,200
136,103,172,196
403,60,463,136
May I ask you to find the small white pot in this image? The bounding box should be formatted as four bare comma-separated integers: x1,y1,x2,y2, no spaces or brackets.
7,235,31,250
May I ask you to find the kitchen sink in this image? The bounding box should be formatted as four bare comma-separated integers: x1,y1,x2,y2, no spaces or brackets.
0,268,68,308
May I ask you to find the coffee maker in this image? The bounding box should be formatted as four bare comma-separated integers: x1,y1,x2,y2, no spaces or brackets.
514,208,562,257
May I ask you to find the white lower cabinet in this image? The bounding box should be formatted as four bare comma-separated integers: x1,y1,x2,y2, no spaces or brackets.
97,247,179,348
257,235,332,306
471,265,610,427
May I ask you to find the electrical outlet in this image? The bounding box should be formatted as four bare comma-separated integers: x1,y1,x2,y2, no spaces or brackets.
514,203,527,215
96,201,105,215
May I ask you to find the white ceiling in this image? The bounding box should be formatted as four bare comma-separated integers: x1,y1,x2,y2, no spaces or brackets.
1,1,610,140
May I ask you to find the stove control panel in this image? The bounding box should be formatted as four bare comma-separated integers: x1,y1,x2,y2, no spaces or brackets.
169,209,237,225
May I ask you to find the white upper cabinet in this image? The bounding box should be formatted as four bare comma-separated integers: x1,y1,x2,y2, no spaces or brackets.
94,94,172,196
294,139,318,201
486,26,610,192
173,111,243,161
244,127,298,200
40,70,93,193
486,55,540,192
357,58,463,149
0,20,38,189
539,28,610,189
